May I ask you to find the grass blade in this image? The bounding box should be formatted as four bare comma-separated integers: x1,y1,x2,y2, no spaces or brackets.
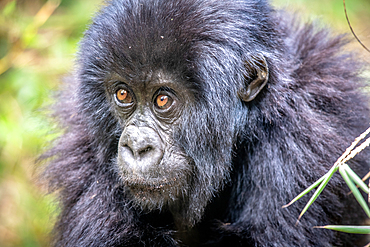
297,166,337,220
314,225,370,234
282,175,326,208
339,166,370,218
343,163,369,194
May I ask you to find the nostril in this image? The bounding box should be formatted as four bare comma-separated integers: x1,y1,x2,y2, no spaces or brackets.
138,146,153,156
122,144,134,155
138,146,154,156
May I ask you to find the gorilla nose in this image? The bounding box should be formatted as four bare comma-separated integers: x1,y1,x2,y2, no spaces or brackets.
118,125,164,173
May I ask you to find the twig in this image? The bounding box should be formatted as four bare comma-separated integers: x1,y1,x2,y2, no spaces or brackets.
343,0,370,53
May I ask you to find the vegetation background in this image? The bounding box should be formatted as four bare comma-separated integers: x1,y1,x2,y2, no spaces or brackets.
0,0,369,246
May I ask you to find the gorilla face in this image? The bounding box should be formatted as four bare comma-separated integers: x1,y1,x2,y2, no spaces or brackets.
108,71,193,211
106,66,268,218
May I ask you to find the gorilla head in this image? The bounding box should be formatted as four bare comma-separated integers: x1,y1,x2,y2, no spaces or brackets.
77,0,273,226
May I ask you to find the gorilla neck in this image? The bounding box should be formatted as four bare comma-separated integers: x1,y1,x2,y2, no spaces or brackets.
139,184,233,245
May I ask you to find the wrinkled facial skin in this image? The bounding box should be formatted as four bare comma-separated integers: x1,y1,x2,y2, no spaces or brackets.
107,72,192,211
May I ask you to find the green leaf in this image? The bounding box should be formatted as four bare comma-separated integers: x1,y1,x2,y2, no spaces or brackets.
339,166,370,218
315,225,370,234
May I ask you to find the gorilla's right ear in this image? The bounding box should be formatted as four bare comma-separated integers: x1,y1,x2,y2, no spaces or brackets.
238,55,269,102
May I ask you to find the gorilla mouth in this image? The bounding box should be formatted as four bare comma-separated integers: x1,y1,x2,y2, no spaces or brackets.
123,176,179,191
123,175,187,209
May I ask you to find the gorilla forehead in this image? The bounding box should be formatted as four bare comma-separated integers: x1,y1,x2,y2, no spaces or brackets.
80,0,271,78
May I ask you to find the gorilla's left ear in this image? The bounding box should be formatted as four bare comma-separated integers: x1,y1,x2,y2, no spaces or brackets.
238,55,269,102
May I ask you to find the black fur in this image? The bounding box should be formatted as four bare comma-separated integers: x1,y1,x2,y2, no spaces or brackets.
41,0,370,246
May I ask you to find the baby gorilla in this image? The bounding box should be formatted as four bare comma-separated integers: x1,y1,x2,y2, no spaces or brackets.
42,0,370,246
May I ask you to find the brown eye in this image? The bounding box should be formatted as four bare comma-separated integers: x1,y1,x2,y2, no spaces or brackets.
115,89,133,104
155,94,173,109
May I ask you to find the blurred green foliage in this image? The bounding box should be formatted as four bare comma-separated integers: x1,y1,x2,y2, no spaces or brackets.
0,0,102,246
0,0,368,246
